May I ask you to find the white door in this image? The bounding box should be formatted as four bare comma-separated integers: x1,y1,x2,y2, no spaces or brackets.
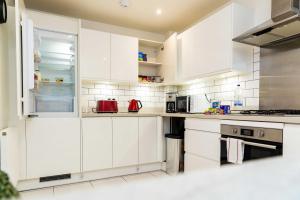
112,117,138,167
180,27,197,80
158,33,178,83
139,117,158,164
80,28,110,80
283,124,300,159
185,130,220,161
185,153,220,173
193,4,232,76
110,34,138,83
26,118,80,179
21,14,35,116
82,118,113,172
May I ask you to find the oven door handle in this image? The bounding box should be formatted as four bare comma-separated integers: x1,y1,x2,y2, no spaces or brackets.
220,138,277,150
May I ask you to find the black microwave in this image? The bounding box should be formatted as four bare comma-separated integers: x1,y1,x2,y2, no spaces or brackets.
176,96,190,113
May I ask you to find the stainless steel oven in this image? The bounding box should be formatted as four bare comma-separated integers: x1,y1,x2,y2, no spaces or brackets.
176,96,190,113
220,124,283,165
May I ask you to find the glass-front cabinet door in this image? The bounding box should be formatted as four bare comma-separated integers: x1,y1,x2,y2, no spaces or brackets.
22,16,78,117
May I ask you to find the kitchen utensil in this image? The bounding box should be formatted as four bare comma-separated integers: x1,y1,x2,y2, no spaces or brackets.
93,99,118,113
128,99,142,112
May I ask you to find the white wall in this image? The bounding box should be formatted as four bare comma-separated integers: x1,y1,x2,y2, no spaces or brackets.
81,19,166,42
0,14,10,130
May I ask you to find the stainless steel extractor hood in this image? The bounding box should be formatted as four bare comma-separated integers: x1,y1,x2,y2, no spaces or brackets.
233,0,300,47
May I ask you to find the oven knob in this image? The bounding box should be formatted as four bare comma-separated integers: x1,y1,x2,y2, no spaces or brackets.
258,130,265,138
232,128,238,134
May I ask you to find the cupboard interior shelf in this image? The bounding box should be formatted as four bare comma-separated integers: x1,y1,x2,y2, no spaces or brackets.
138,39,163,48
38,81,75,85
138,61,162,67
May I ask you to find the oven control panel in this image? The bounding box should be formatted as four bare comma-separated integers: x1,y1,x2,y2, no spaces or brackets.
221,125,283,143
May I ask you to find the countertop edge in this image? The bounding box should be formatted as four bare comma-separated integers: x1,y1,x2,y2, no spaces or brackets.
81,113,300,124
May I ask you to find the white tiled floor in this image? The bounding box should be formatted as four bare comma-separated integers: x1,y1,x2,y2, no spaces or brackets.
20,171,168,200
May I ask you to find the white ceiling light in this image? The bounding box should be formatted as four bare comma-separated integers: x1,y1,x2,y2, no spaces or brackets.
156,9,162,16
119,0,129,8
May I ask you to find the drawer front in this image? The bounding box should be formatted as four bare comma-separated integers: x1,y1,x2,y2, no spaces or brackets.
184,153,220,173
185,130,220,161
185,118,220,133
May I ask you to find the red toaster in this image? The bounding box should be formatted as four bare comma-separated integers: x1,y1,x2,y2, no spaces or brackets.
93,99,118,113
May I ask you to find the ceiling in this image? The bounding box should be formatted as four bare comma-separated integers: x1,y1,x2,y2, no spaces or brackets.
24,0,230,34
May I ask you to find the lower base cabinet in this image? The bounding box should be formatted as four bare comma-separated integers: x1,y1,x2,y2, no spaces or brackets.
113,117,139,168
82,118,113,172
139,117,158,164
283,124,300,159
185,153,220,172
26,118,81,179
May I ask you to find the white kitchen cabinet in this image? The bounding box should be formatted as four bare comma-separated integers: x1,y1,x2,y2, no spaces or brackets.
185,153,220,173
80,28,111,80
157,33,178,83
82,118,113,172
113,117,139,167
185,118,220,133
26,118,80,179
27,10,79,34
184,118,221,172
179,3,253,81
283,124,300,159
111,34,138,83
139,117,158,164
185,130,220,161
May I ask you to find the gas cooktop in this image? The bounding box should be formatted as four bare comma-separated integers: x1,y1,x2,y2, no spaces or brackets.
240,110,300,116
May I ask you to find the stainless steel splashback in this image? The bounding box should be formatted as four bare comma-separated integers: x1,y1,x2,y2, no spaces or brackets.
260,38,300,109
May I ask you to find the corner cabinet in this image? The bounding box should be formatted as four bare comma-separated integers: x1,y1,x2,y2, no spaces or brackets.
26,118,81,179
178,3,253,81
79,29,138,83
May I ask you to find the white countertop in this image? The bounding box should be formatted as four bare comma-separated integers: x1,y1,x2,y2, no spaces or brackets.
55,157,300,200
82,112,300,124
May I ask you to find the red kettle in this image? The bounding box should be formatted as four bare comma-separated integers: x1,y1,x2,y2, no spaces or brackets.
128,99,143,112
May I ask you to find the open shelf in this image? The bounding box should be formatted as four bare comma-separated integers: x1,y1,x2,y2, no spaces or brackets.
138,61,162,67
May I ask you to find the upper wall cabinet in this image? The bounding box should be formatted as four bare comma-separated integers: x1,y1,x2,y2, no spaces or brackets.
138,33,178,84
79,29,138,83
80,28,111,80
179,3,253,81
235,0,272,29
27,10,79,34
111,34,138,83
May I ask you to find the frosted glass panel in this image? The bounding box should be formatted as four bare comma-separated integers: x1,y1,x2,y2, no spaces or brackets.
33,29,77,113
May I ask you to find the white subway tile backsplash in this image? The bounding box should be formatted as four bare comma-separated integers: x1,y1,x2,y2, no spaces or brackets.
254,53,260,63
81,88,89,95
246,98,259,107
254,62,260,71
246,80,259,89
113,90,125,96
254,71,260,80
89,89,101,95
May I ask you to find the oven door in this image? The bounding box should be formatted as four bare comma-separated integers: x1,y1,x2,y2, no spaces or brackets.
176,96,190,113
220,135,283,165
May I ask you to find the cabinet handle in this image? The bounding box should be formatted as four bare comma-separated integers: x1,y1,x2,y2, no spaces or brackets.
2,132,7,136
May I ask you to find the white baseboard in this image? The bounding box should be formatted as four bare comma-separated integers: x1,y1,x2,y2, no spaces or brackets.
17,162,163,191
